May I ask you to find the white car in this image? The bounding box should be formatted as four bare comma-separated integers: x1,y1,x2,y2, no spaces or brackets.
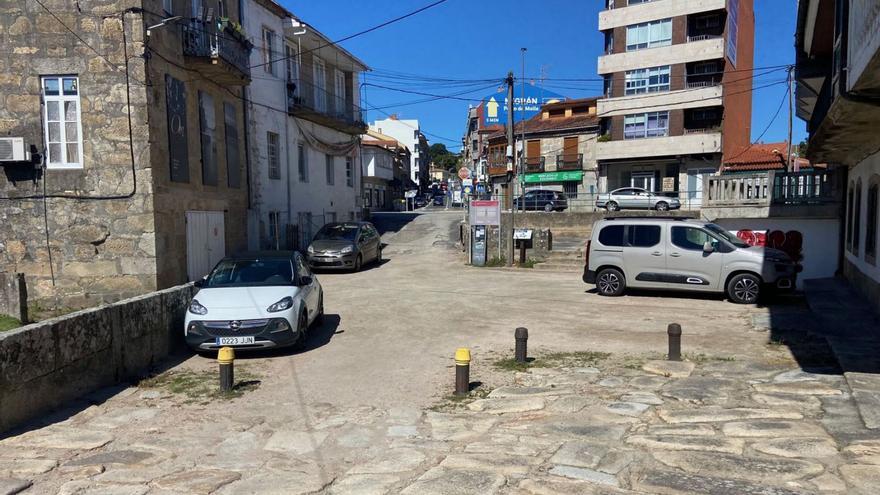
184,251,323,352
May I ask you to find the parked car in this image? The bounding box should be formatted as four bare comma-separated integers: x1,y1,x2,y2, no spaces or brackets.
433,195,445,206
414,197,427,208
306,222,382,272
582,217,798,304
513,190,569,212
595,187,680,212
184,251,322,352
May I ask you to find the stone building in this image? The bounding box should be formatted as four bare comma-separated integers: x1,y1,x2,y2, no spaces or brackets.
0,0,251,310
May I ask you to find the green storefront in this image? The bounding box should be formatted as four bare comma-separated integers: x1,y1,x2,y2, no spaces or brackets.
523,170,584,184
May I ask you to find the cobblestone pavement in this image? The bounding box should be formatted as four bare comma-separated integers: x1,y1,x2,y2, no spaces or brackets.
1,212,878,494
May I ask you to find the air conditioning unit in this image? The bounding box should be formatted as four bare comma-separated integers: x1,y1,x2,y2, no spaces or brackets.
0,137,28,163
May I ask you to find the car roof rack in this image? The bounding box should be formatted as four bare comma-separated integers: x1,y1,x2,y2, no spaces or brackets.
604,216,695,221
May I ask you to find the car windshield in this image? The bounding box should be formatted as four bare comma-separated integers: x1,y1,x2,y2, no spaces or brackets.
705,223,750,248
315,224,359,242
205,258,295,287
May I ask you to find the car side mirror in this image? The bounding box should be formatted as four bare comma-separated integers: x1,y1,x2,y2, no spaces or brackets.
703,241,715,253
299,276,313,286
193,277,205,288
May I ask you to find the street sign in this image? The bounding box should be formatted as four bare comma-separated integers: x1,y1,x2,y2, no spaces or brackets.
481,85,565,126
463,186,473,195
458,168,470,180
662,177,675,192
469,200,500,226
514,229,533,240
462,178,473,187
405,190,416,198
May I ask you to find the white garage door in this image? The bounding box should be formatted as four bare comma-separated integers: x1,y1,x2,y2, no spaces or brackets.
186,211,225,281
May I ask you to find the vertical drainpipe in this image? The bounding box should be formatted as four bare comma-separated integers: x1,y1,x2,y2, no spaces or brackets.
240,0,252,210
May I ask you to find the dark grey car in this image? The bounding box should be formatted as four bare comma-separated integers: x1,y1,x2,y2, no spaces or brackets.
306,222,382,272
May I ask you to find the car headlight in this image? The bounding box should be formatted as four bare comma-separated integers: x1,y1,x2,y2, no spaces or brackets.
189,299,208,315
307,245,315,254
340,245,354,254
267,296,293,313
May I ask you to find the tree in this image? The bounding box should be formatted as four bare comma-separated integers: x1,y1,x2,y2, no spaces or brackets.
428,143,460,172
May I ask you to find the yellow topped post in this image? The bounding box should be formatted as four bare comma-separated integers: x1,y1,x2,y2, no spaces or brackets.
455,347,471,366
454,347,471,395
218,346,235,392
217,346,235,365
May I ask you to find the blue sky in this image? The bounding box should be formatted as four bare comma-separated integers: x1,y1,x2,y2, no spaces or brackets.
285,0,804,150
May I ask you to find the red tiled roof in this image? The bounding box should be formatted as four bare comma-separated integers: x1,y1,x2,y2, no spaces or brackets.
487,113,599,140
723,142,789,171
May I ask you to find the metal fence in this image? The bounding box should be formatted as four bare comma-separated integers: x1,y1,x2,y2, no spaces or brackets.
427,191,707,213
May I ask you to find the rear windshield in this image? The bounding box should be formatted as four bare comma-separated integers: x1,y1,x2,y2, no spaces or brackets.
205,258,295,287
598,225,625,246
315,224,359,242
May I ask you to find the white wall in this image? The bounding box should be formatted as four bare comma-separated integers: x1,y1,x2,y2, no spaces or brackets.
844,150,880,285
714,218,841,289
370,119,420,185
363,147,394,180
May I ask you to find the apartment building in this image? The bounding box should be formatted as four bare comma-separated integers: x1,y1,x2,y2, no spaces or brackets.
361,130,411,211
243,0,368,251
369,116,428,191
0,0,251,308
795,0,880,307
596,0,755,204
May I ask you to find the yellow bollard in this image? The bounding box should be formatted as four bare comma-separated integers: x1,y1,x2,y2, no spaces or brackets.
454,347,471,395
218,346,235,392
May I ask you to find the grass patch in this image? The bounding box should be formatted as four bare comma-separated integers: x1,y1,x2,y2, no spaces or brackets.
483,256,507,267
683,352,736,363
493,350,611,372
0,315,21,332
430,384,490,412
139,368,261,402
517,258,541,269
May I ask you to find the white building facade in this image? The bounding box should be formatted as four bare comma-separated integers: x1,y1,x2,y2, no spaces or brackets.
369,117,428,190
244,0,368,250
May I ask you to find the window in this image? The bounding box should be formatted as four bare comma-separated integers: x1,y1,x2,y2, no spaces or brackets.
42,76,84,169
334,70,346,115
224,102,241,188
628,225,661,247
346,157,353,187
695,13,721,30
414,130,419,140
598,225,625,247
165,75,189,182
854,179,863,255
298,143,308,182
284,44,298,83
671,226,718,251
313,57,326,111
267,132,280,180
626,19,672,51
603,75,613,97
364,187,372,207
198,91,217,185
692,108,720,121
163,0,174,14
325,154,335,185
563,182,579,199
867,181,878,264
625,66,670,94
691,61,720,75
624,111,669,139
268,211,280,250
262,28,276,75
472,139,478,152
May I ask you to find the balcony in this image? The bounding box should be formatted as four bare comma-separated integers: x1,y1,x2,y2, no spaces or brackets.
847,0,880,92
597,85,723,116
599,0,725,30
524,156,545,173
701,170,843,220
598,37,724,75
556,154,583,171
288,79,366,135
487,164,509,177
597,132,721,161
183,19,252,85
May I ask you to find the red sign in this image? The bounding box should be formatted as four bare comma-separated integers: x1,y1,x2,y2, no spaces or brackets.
458,168,470,180
471,200,498,207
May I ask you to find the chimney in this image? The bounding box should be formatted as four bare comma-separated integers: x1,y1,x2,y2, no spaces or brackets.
390,114,399,120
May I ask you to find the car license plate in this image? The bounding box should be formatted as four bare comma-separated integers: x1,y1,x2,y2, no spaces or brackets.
216,336,255,346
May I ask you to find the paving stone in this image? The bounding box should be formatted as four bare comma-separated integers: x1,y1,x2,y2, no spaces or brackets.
772,369,837,383
573,367,601,375
387,406,422,425
605,402,650,417
654,451,824,483
806,473,847,492
58,480,149,495
629,375,670,390
427,413,497,441
839,464,880,495
0,458,57,475
548,465,618,486
549,441,609,469
662,377,738,402
596,450,637,475
625,435,744,454
216,471,328,495
620,391,664,405
843,440,880,465
58,464,105,478
347,448,425,474
65,450,153,468
820,394,878,445
467,398,546,414
721,420,829,438
138,390,162,400
329,474,400,495
657,407,802,424
337,427,378,448
439,453,540,476
488,386,573,398
0,478,31,495
751,437,839,458
635,469,806,495
399,467,505,495
465,441,540,456
752,381,843,396
642,360,695,378
539,423,627,443
517,478,638,494
751,393,822,412
546,396,590,413
153,469,241,494
598,377,625,387
86,407,160,429
648,424,715,437
387,425,419,438
94,460,193,485
263,430,328,455
2,428,114,450
848,377,880,430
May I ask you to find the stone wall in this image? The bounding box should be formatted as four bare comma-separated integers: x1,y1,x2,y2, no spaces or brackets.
0,282,195,433
0,272,19,318
0,2,158,308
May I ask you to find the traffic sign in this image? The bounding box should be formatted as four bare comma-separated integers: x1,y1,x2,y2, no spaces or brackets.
458,168,470,180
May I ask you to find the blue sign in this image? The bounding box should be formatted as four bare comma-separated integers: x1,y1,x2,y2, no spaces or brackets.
482,84,565,127
726,0,739,68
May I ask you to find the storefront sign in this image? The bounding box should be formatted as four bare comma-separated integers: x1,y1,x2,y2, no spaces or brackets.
662,177,675,192
469,200,500,226
514,229,533,240
523,170,584,183
482,85,565,126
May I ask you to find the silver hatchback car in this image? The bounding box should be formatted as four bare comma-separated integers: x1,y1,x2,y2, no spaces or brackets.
582,217,798,304
596,187,681,212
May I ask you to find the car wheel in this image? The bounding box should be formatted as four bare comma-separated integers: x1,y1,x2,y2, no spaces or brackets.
655,201,669,212
376,246,383,264
353,254,362,272
596,268,626,297
606,201,619,212
544,203,554,212
294,311,308,350
314,294,324,326
727,273,761,304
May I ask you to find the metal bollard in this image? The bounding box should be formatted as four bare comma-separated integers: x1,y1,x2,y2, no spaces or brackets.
218,346,235,392
515,327,529,363
454,348,471,396
667,323,682,362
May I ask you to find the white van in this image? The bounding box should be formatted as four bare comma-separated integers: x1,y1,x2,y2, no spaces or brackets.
582,217,798,304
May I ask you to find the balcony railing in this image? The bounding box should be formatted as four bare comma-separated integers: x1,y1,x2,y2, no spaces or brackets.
556,154,583,171
705,173,772,206
704,171,837,207
524,156,545,173
685,80,721,89
287,79,365,132
687,34,722,43
183,19,252,83
684,126,721,135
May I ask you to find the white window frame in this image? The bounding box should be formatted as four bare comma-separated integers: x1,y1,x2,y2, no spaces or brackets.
262,27,276,75
267,131,280,179
298,142,309,182
325,154,335,185
334,69,346,115
626,19,672,51
624,111,669,140
313,56,326,112
345,157,353,187
42,75,84,170
284,43,299,84
625,66,670,95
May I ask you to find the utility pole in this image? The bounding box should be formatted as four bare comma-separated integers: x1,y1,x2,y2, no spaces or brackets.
520,48,527,214
506,71,515,267
787,66,794,172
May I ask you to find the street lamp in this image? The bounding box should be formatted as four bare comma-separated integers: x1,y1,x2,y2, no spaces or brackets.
146,16,183,37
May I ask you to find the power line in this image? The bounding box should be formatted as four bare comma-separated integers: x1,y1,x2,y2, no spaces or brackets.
723,84,791,163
